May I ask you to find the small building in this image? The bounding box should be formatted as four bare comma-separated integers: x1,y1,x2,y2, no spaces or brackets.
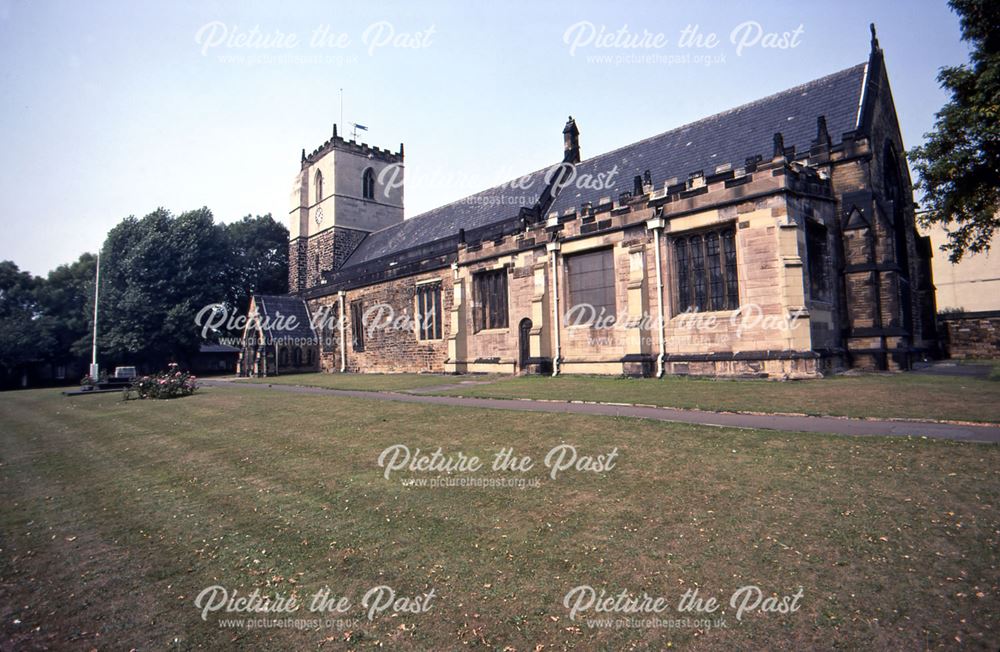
190,343,241,375
238,295,319,377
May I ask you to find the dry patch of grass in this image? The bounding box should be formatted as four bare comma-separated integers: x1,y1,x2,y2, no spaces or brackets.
0,387,997,649
435,373,1000,423
241,372,466,392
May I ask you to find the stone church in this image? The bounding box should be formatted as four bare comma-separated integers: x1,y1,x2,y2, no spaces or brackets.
240,30,936,379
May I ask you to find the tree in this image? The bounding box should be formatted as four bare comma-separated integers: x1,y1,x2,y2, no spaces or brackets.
223,214,288,317
35,253,98,362
0,261,53,380
99,207,230,368
908,0,1000,262
3,208,286,375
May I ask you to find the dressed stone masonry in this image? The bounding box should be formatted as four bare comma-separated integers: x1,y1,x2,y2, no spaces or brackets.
240,27,936,378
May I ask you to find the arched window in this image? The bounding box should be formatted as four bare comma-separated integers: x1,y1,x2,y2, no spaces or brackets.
882,143,909,273
293,347,303,366
883,142,913,334
314,170,323,204
362,168,375,200
279,347,289,367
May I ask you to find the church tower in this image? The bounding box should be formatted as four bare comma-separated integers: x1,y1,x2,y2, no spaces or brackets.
288,126,404,293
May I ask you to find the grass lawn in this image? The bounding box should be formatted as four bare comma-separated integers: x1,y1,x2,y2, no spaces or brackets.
1,387,998,649
433,373,1000,423
240,372,474,392
958,359,1000,381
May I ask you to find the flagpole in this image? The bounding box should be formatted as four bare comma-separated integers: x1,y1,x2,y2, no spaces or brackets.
90,251,100,379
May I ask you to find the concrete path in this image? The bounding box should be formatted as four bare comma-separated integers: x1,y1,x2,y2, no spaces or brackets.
201,379,1000,444
911,360,996,378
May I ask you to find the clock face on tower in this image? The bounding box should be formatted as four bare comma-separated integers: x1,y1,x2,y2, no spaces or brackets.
314,206,324,226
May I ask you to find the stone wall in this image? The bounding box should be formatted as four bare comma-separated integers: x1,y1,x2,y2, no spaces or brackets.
289,226,369,294
827,49,937,367
438,158,837,378
288,237,309,295
308,268,454,374
940,312,1000,359
293,107,929,378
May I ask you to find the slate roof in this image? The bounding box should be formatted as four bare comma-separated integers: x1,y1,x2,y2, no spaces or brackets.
548,62,867,215
339,62,868,270
254,295,317,342
199,343,240,354
342,167,551,266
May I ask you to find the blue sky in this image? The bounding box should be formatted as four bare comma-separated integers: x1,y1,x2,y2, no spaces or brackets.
0,0,968,276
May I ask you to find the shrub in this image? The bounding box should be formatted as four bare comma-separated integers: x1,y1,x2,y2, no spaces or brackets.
124,370,198,400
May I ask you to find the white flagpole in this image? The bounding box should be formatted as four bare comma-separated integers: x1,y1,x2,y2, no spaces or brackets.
90,251,100,379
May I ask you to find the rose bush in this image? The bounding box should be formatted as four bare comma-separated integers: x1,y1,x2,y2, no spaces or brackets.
125,370,198,400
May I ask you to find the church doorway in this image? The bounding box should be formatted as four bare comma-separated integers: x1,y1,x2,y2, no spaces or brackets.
518,318,532,373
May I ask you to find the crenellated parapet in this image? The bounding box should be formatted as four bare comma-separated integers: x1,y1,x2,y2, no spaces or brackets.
301,124,404,169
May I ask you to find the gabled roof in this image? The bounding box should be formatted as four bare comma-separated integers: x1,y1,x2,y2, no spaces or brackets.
337,62,868,271
254,294,316,342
